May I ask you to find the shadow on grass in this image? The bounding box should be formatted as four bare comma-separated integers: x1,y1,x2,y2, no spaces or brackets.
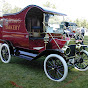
11,56,45,71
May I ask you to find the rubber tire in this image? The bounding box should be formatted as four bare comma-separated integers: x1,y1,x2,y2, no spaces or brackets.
44,54,68,82
0,44,11,63
75,50,88,71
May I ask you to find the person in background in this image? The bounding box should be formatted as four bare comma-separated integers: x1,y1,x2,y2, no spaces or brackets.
80,27,85,44
81,27,85,36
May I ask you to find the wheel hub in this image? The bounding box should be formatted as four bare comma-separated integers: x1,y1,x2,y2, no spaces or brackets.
79,58,83,63
52,65,58,70
2,50,6,57
52,68,54,70
2,50,6,54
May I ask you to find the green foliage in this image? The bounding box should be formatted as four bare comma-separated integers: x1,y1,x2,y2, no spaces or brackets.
2,2,22,14
81,19,87,27
43,1,56,9
48,15,61,23
74,18,81,27
74,18,88,29
2,2,12,14
10,6,22,13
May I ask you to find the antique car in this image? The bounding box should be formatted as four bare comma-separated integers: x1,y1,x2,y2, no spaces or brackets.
61,21,78,38
0,5,88,82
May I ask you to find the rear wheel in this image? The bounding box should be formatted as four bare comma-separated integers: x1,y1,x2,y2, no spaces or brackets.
44,54,68,82
0,44,11,63
75,50,88,71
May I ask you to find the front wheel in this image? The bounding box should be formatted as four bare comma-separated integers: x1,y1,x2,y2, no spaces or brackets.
0,44,11,63
44,54,68,82
75,50,88,71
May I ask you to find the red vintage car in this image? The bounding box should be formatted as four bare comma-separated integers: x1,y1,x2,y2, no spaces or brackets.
0,5,88,82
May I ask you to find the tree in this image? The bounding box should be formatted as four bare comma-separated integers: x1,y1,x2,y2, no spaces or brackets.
81,19,87,27
2,2,12,14
43,1,56,9
74,18,81,27
2,2,22,14
74,18,88,29
10,6,22,13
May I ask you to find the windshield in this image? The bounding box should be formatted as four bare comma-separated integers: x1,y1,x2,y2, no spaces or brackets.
68,23,77,31
61,22,78,32
45,14,64,34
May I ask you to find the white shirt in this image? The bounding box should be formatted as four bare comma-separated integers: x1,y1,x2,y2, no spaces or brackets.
81,28,85,33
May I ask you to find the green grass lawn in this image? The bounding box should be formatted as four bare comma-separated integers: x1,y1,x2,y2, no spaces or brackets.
0,36,88,88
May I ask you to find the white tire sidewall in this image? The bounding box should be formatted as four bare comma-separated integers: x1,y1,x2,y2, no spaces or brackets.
0,44,11,63
44,54,68,82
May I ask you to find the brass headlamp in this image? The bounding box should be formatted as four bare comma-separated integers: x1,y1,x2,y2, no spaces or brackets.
62,46,70,55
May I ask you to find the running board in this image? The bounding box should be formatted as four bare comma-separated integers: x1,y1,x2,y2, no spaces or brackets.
14,50,38,61
17,55,34,61
19,51,38,58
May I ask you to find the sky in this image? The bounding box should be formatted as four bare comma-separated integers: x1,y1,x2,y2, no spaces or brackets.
1,0,88,21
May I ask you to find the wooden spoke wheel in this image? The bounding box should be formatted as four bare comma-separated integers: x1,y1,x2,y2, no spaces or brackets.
75,50,88,71
44,54,68,82
0,44,11,63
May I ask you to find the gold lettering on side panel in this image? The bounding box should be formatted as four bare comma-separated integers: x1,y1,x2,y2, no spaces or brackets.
5,25,20,30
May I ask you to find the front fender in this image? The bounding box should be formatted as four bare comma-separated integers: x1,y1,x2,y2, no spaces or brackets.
34,49,65,59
